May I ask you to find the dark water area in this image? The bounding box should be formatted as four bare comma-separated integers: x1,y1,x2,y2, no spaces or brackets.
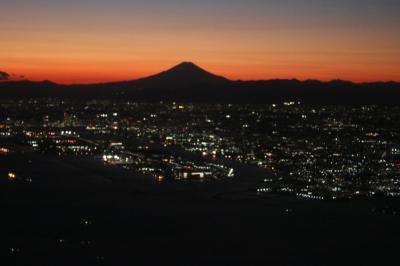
1,153,399,266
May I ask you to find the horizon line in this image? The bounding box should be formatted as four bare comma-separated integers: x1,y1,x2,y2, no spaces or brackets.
1,61,399,85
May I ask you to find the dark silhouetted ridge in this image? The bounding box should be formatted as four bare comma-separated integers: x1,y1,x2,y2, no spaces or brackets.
134,62,230,86
0,62,400,104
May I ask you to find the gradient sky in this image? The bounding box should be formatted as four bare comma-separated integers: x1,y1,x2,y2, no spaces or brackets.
1,0,400,83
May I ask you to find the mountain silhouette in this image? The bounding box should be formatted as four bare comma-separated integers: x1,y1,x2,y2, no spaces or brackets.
139,61,229,85
0,62,399,104
92,62,231,92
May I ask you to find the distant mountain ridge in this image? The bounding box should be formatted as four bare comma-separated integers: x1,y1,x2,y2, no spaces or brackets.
1,62,399,104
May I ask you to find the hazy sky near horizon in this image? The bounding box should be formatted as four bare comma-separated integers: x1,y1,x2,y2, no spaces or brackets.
1,0,400,83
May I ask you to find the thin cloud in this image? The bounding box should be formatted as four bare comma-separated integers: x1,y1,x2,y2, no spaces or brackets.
0,71,10,81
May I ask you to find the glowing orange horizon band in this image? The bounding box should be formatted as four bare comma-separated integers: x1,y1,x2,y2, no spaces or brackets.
2,61,399,85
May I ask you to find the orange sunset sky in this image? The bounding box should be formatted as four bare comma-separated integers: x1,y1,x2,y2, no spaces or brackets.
1,0,400,84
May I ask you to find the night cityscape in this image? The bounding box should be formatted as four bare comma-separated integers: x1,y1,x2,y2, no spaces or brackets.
1,99,400,265
1,1,400,265
2,100,400,199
